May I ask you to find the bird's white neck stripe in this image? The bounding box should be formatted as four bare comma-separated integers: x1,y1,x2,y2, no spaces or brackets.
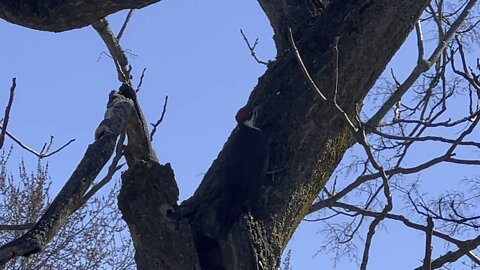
243,119,261,131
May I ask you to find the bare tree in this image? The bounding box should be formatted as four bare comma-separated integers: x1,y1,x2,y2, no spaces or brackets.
0,0,478,269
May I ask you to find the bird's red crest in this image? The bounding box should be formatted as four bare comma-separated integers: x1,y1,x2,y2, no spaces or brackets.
235,106,252,123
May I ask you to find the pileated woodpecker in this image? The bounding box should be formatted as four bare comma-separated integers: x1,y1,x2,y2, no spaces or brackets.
219,105,269,234
195,106,269,269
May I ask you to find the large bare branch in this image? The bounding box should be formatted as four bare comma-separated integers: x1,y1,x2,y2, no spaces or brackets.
0,92,133,264
0,0,162,32
366,0,478,128
92,18,157,166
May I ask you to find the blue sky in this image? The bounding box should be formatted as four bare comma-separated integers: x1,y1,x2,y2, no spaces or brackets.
0,1,478,269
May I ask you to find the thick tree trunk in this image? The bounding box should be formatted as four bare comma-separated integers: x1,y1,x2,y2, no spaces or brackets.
182,0,429,269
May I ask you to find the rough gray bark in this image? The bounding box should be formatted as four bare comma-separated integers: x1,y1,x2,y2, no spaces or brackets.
0,0,431,269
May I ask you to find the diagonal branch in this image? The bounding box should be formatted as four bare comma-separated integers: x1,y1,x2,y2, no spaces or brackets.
0,92,133,265
0,0,163,32
366,0,478,128
0,127,75,159
287,27,327,101
150,95,169,142
117,9,135,41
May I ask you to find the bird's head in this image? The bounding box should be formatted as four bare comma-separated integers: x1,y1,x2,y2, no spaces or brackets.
235,105,258,129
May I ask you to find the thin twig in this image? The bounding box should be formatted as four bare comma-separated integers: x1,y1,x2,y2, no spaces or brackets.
0,78,16,150
43,136,55,155
332,36,357,131
309,153,458,214
372,129,480,148
78,130,126,208
239,29,268,65
150,96,169,141
116,9,134,41
0,125,74,158
415,21,425,65
136,68,147,92
287,27,327,101
451,37,480,96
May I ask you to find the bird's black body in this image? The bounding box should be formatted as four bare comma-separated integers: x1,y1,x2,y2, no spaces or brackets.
195,106,269,269
218,106,269,234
